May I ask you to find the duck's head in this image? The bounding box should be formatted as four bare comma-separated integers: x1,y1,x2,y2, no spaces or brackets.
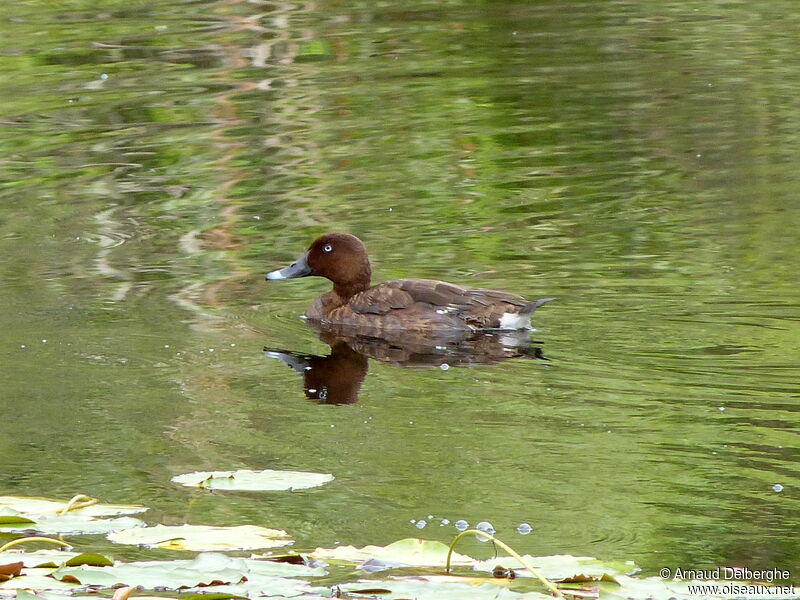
266,233,372,296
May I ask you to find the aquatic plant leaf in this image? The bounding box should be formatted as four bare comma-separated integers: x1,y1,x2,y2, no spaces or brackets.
0,563,22,578
0,568,79,592
171,469,334,491
180,594,249,600
311,538,475,568
0,515,145,536
52,553,323,593
52,553,245,589
0,497,146,518
600,574,767,600
340,577,552,599
64,553,113,567
473,554,635,582
242,558,324,578
185,575,324,598
0,550,80,568
107,524,292,551
0,510,35,526
0,562,23,581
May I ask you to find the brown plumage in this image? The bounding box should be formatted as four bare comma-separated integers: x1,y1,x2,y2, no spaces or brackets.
266,233,552,333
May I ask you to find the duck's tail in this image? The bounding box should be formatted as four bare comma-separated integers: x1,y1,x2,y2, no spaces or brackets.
522,297,555,315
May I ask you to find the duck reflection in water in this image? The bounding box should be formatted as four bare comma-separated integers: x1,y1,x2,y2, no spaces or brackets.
265,326,547,405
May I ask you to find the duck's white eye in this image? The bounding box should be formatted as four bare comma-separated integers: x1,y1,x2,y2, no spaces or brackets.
323,244,333,253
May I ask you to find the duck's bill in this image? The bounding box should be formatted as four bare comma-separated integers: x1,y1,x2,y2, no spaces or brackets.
265,252,314,280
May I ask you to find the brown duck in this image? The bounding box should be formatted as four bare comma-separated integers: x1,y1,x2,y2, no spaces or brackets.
266,233,552,333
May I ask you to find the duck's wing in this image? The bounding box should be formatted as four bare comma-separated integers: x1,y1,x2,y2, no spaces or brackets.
397,279,549,329
347,282,414,315
347,279,549,330
348,279,483,315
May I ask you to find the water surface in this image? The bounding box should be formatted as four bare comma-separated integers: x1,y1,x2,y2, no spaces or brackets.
1,0,798,577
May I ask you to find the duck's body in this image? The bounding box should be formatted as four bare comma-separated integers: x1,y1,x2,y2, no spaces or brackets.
266,233,551,332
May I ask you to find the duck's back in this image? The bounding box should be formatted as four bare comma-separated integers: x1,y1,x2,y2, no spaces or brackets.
310,278,549,332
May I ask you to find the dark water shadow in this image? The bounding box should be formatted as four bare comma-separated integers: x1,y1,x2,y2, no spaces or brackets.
265,325,548,405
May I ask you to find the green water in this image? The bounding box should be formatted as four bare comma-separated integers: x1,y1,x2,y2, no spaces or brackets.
1,0,798,579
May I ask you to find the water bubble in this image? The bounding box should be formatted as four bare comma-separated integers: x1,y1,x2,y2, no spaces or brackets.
415,520,427,529
330,424,335,428
440,363,450,370
476,521,495,536
440,518,450,526
100,73,108,80
408,421,413,425
454,519,469,531
517,523,532,535
253,215,261,220
427,515,433,520
164,344,170,348
208,348,214,352
409,519,416,524
230,343,236,347
772,484,784,493
718,407,726,412
41,339,47,343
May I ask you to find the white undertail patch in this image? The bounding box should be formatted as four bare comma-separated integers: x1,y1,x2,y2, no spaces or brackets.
499,311,531,330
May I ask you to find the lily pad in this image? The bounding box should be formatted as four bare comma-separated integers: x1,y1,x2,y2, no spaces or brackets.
107,524,293,551
340,577,552,600
53,553,323,591
311,538,475,568
0,562,23,581
473,554,636,582
171,469,334,491
0,568,79,592
0,512,35,526
0,497,146,518
186,575,324,598
0,514,145,536
601,574,794,600
0,550,80,569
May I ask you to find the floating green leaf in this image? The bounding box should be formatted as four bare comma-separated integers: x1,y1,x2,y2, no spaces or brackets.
63,553,113,567
171,469,334,491
107,524,292,551
52,554,242,589
0,550,80,568
0,568,79,592
473,554,635,582
340,577,552,599
0,510,35,527
53,553,324,592
185,575,325,599
0,515,145,536
0,497,146,518
311,538,475,568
